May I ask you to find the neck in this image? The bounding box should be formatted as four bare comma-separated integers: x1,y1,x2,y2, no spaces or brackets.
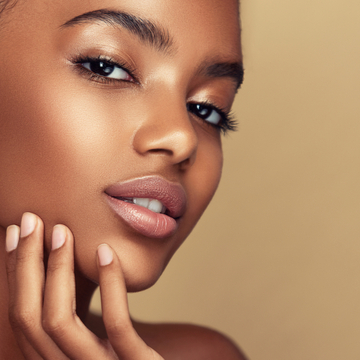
75,270,98,323
0,226,98,359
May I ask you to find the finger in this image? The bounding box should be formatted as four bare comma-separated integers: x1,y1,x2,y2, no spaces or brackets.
6,213,68,360
5,225,20,306
43,225,76,327
6,224,43,360
13,213,45,329
98,244,162,360
42,225,111,360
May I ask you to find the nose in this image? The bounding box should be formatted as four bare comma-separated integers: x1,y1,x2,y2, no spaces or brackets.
132,97,198,169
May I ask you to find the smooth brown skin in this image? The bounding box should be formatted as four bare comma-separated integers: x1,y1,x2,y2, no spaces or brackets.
0,0,246,358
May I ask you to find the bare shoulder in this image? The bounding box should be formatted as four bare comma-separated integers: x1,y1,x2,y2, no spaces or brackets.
86,312,248,359
133,320,249,360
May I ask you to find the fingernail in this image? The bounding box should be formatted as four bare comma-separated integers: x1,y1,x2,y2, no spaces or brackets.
97,244,113,266
52,225,66,250
20,212,37,238
6,225,20,252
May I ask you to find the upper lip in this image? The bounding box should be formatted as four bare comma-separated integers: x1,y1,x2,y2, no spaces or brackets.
104,176,187,219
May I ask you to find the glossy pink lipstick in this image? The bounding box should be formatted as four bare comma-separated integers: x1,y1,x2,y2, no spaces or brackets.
105,176,187,238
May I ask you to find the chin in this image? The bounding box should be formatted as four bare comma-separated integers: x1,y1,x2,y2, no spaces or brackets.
72,232,173,293
125,270,163,293
75,255,165,293
120,250,172,292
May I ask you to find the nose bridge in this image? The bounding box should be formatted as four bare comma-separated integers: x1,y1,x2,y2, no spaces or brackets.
132,90,198,167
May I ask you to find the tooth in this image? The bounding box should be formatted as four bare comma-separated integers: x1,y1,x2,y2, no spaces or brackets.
148,199,164,213
132,198,167,214
133,198,150,208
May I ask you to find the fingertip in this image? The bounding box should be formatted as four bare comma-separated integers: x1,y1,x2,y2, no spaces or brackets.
52,225,67,250
97,244,113,266
20,212,38,238
6,225,20,252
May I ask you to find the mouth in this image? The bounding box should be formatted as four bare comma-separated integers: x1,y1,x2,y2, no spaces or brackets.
104,176,187,238
114,197,167,214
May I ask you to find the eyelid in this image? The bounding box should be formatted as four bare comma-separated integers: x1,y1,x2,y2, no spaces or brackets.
70,54,139,84
81,61,132,81
187,101,238,134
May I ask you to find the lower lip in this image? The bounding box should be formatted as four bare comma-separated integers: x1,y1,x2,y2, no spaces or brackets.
105,195,178,238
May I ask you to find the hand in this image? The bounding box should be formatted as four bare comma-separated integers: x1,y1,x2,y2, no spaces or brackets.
5,212,165,360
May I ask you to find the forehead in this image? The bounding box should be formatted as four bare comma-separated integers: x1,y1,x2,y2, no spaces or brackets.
2,0,241,58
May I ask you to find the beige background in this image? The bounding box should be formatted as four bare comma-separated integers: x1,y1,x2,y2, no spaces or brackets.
91,0,360,358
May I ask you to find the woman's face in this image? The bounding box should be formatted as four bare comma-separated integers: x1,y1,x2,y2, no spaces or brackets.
0,0,242,290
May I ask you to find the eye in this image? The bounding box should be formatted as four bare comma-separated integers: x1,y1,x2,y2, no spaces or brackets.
81,60,133,81
187,103,222,125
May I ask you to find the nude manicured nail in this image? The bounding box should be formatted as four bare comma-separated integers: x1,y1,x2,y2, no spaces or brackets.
20,212,37,238
6,225,20,252
52,225,66,250
98,244,113,266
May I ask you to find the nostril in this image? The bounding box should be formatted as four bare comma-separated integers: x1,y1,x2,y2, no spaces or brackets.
147,148,173,155
179,159,193,170
178,156,194,171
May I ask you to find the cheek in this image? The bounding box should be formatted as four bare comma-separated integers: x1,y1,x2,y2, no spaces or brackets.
0,76,127,228
184,130,223,232
160,130,223,268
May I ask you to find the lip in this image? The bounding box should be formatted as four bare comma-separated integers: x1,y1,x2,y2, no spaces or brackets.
104,176,187,238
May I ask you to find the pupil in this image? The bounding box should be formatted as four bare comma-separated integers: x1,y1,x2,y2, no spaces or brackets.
197,104,211,117
90,61,114,76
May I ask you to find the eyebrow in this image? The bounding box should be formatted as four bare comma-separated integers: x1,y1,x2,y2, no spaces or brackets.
60,9,174,53
201,61,244,91
61,9,244,90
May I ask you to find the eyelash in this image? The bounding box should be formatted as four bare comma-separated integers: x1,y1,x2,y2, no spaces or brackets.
71,54,138,84
187,102,237,134
70,55,237,134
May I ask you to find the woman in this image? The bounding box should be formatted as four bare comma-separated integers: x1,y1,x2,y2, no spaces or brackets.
0,0,246,358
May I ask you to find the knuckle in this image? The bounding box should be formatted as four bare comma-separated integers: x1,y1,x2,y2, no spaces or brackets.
105,319,132,339
100,274,121,289
42,313,70,339
5,264,16,277
9,307,38,333
46,259,66,274
16,249,39,263
46,255,74,275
